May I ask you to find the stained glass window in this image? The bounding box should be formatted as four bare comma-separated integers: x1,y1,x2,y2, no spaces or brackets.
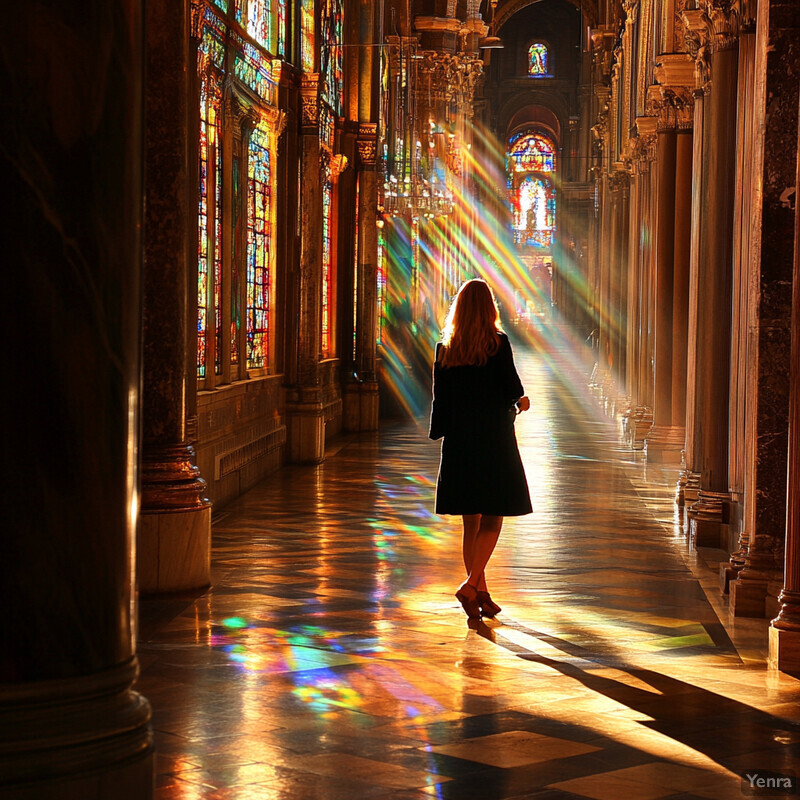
507,131,556,173
233,34,277,103
528,42,548,76
247,0,271,50
511,175,556,247
231,157,241,365
377,230,386,345
321,178,333,357
301,0,314,73
198,71,223,379
277,0,286,56
322,0,344,115
247,122,273,370
353,175,359,361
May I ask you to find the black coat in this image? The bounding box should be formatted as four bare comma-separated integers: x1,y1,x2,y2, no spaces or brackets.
429,333,532,516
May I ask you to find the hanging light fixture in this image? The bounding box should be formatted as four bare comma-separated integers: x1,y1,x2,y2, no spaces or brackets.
479,0,504,49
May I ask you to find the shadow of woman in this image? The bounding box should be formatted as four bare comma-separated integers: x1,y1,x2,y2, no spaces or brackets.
469,618,800,774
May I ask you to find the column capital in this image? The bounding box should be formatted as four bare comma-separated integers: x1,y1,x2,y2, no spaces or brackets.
647,84,694,131
300,74,320,129
356,122,378,167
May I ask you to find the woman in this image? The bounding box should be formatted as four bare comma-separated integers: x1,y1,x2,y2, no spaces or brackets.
429,279,532,620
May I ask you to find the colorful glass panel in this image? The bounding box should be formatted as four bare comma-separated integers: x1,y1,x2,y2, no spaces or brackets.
199,7,226,70
507,131,556,173
247,123,273,370
322,0,344,115
247,0,271,49
511,175,556,247
528,43,548,76
301,0,314,72
212,0,229,12
214,108,223,374
377,230,386,345
231,156,241,365
353,176,359,361
277,0,286,56
320,103,334,150
321,179,333,357
198,70,223,379
233,34,276,102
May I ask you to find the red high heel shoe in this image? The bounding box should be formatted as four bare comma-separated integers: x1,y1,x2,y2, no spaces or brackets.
455,583,481,619
477,591,501,618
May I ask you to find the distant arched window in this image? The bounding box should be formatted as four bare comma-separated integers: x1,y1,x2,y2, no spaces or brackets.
528,42,549,76
507,130,556,173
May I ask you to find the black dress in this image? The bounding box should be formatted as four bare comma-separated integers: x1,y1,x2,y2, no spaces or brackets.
429,333,532,516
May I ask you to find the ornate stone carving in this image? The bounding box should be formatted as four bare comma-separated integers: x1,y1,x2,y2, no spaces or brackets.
300,74,320,128
648,86,694,131
356,122,378,166
609,168,631,194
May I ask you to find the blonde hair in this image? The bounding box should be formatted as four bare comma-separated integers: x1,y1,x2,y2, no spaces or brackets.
439,279,503,367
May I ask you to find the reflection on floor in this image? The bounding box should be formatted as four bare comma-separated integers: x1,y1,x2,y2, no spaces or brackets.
138,347,800,800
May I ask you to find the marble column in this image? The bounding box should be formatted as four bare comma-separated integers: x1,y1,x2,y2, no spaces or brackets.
686,36,738,546
286,75,325,463
352,124,380,431
769,88,800,668
138,0,212,594
678,84,706,506
611,171,630,396
769,88,800,667
732,0,800,618
630,122,656,450
645,124,677,459
646,84,693,463
0,2,153,797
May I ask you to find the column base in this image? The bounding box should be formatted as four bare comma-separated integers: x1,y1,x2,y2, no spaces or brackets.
629,406,653,450
0,658,153,799
769,625,800,673
644,425,685,463
138,444,212,594
286,395,325,463
343,381,379,432
682,470,701,503
688,490,730,548
138,506,212,593
730,576,768,617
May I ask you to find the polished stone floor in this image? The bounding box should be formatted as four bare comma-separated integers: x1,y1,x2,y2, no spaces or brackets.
137,344,800,800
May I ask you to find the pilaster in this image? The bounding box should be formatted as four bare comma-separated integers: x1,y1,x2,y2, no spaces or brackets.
287,74,326,463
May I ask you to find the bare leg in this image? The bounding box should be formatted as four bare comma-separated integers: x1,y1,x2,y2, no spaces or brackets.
466,515,503,590
461,514,481,588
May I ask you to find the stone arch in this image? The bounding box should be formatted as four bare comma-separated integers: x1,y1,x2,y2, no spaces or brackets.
494,0,598,32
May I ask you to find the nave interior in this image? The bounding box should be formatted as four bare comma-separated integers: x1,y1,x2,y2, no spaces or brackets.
3,0,800,797
138,347,800,799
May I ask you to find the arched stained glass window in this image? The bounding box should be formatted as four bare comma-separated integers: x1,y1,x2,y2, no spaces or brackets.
528,42,548,76
247,122,273,370
511,176,556,247
507,130,556,173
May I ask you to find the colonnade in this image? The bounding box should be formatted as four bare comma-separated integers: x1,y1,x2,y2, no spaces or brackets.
591,0,800,669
